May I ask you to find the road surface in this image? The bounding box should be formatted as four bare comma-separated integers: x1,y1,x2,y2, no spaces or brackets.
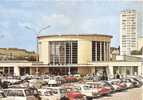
94,86,143,100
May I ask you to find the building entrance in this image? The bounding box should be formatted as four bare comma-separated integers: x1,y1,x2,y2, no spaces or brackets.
95,67,108,80
20,67,30,76
49,67,78,75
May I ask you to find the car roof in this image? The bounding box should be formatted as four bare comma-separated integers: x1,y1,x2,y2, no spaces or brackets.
3,88,26,90
45,87,64,89
108,79,120,82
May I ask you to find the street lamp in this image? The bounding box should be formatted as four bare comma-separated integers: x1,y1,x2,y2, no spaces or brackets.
25,25,51,61
25,25,51,35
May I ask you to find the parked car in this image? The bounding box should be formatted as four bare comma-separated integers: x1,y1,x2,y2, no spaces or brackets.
2,87,41,100
125,77,142,87
66,91,85,100
86,82,112,96
120,78,134,89
64,76,78,83
38,89,56,100
2,77,21,85
73,84,97,99
43,86,67,100
102,81,115,92
107,79,125,91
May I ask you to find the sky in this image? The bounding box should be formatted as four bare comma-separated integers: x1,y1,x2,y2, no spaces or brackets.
0,0,142,51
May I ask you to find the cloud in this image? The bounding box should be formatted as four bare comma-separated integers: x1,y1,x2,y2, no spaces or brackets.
81,16,118,33
40,14,71,27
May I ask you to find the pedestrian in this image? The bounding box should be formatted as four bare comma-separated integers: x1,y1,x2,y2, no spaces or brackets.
116,73,120,79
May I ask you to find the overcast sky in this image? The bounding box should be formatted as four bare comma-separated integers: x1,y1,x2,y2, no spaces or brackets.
0,0,142,51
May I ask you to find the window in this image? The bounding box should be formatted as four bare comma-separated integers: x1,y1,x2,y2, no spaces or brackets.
92,41,109,61
6,90,24,97
49,41,78,65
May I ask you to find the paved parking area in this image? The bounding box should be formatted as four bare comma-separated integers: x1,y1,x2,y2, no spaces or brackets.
94,86,143,100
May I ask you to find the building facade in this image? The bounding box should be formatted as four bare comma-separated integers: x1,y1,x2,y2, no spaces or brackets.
0,34,142,78
120,10,139,56
37,34,111,75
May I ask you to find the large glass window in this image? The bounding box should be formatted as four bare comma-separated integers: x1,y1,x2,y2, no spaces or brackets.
92,41,109,61
49,41,78,65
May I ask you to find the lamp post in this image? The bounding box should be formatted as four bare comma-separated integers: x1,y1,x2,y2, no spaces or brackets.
25,25,51,61
25,25,50,75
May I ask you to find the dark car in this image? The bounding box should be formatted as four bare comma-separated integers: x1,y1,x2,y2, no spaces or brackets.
125,77,142,87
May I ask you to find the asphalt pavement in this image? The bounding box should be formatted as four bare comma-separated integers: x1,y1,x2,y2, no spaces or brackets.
94,86,143,100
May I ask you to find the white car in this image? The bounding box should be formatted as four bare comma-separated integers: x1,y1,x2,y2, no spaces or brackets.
2,77,21,84
107,80,121,91
73,84,97,99
38,89,56,100
43,87,66,100
2,88,40,100
48,79,58,87
121,79,134,88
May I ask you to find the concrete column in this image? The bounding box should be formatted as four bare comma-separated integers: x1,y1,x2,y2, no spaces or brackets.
108,42,110,61
105,42,108,61
30,67,32,75
36,67,39,75
91,67,95,74
122,67,126,78
130,66,133,75
107,42,109,61
108,66,114,79
14,66,20,76
100,42,102,61
104,42,106,61
95,42,97,61
138,64,142,76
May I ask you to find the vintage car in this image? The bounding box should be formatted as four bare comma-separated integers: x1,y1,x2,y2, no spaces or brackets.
120,78,134,89
107,79,126,91
38,89,56,100
125,77,142,87
66,91,85,100
73,84,97,99
86,82,112,96
43,86,67,100
2,87,40,100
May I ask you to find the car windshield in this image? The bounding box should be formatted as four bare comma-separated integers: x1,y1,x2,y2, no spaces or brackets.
60,89,66,94
26,88,39,96
74,87,81,91
5,90,25,97
44,91,53,96
83,86,91,90
52,89,58,94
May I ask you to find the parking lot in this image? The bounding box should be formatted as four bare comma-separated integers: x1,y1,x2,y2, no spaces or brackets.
0,75,143,100
94,86,143,100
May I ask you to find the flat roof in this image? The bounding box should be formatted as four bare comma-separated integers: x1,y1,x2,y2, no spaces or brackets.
37,33,113,39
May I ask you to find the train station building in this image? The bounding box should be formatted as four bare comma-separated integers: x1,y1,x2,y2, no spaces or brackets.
0,34,143,78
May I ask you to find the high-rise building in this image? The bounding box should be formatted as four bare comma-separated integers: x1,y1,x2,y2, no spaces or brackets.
120,10,140,55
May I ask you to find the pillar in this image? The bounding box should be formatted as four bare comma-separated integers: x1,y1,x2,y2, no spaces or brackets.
95,42,97,61
130,66,133,75
100,42,102,61
14,66,20,76
108,66,114,79
104,42,106,61
138,64,142,76
91,67,95,74
30,67,32,75
36,67,39,75
122,67,126,78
